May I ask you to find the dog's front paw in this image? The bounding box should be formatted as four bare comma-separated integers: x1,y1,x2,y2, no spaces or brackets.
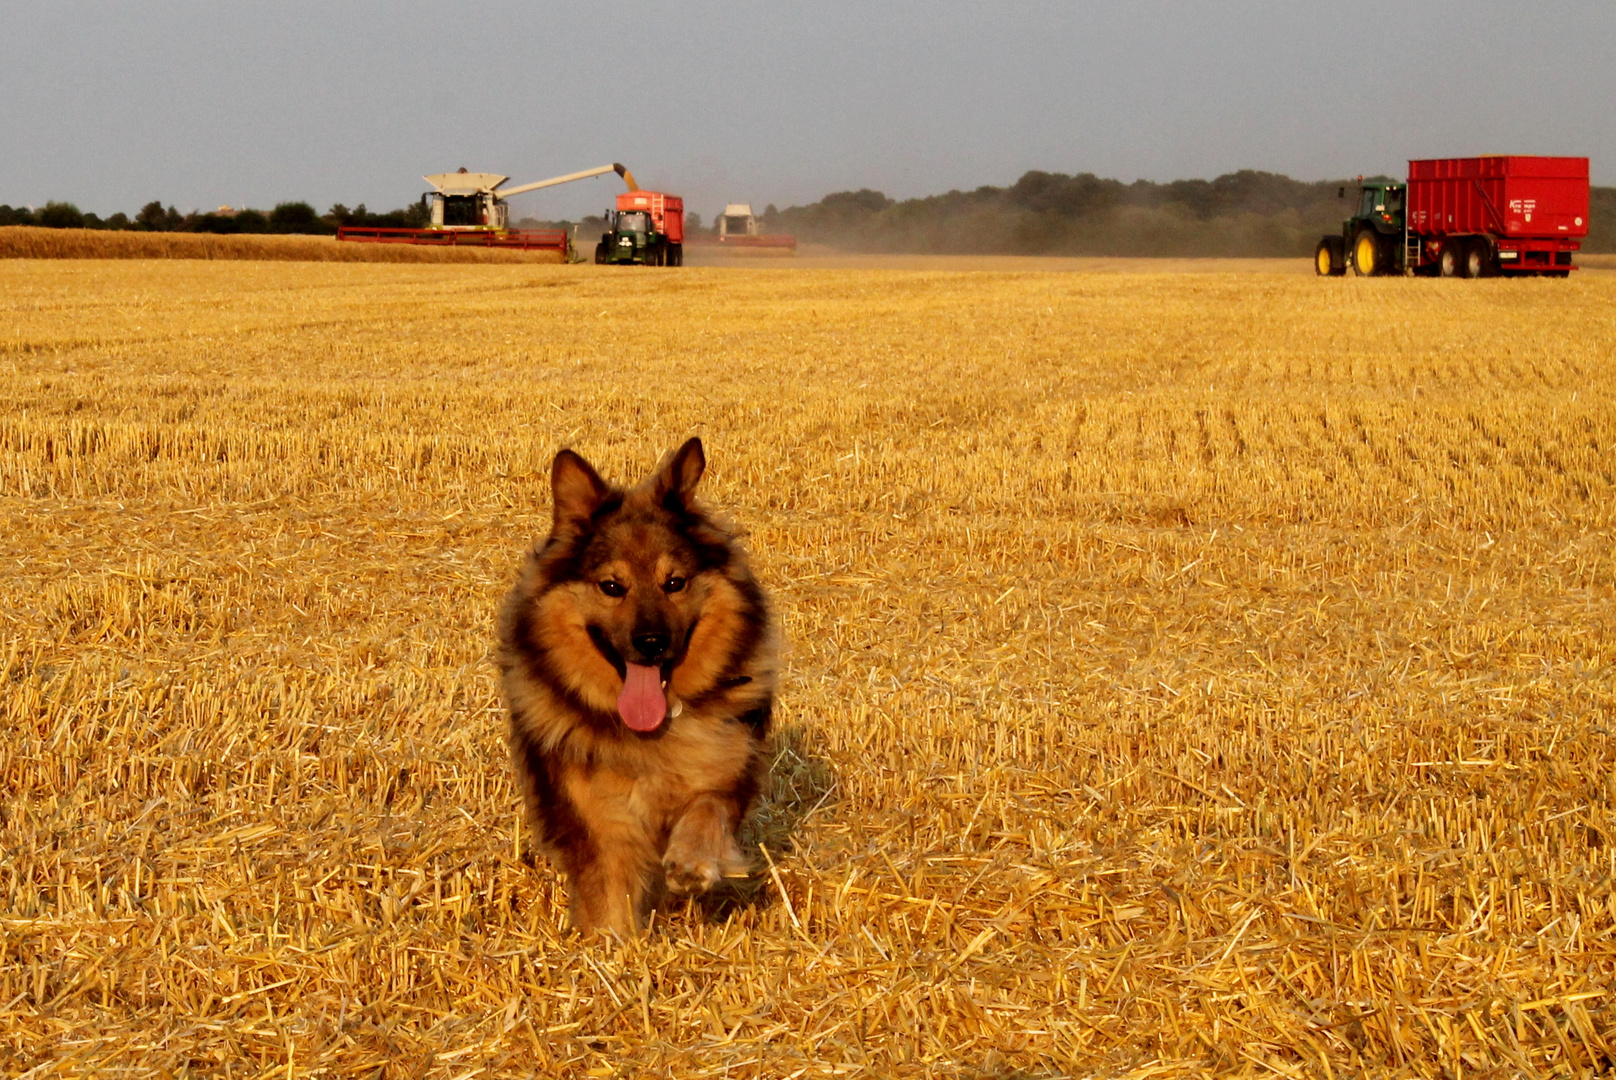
662,848,721,896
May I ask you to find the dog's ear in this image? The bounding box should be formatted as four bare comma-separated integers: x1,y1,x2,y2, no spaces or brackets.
551,449,610,531
653,437,705,506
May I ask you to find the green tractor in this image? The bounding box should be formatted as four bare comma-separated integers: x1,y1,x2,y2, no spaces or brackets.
1315,180,1404,277
596,209,669,265
593,192,685,266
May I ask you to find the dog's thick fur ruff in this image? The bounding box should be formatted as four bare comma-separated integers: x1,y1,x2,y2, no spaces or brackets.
497,438,776,936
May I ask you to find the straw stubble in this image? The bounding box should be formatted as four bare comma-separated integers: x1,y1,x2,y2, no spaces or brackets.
2,259,1613,1076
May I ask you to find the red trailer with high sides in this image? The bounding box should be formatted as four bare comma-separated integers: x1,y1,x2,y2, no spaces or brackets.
594,190,685,265
1316,156,1589,278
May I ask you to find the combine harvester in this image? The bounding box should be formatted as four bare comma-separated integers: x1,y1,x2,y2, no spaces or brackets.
337,163,640,256
686,204,797,256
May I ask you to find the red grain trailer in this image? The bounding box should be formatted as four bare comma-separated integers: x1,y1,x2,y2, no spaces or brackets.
619,190,683,244
594,190,685,265
1316,155,1589,278
1407,156,1588,276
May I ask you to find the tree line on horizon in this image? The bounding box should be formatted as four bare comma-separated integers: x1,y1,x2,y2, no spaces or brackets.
5,170,1612,254
762,170,1616,256
761,170,1616,257
0,200,427,235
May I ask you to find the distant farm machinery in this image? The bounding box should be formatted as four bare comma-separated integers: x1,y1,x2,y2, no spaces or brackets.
686,203,797,255
336,162,799,263
336,163,641,255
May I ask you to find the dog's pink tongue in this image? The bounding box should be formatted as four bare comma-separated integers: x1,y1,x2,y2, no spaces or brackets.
617,664,668,732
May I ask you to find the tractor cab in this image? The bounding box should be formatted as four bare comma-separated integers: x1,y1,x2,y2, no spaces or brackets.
1355,182,1405,235
614,210,650,245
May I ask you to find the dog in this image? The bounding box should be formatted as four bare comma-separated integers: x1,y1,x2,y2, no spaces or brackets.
497,438,777,936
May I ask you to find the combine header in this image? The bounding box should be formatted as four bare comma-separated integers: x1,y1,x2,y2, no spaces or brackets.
338,163,640,255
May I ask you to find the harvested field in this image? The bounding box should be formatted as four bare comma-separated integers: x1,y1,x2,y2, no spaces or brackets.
686,248,1616,275
682,248,1314,273
0,227,564,264
3,259,1614,1077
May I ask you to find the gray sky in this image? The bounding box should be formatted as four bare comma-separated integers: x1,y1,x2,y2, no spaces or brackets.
3,1,1612,222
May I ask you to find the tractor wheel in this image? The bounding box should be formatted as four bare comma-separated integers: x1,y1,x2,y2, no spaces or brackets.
594,242,607,265
1351,230,1382,276
1438,242,1461,278
1464,238,1493,279
1314,238,1343,276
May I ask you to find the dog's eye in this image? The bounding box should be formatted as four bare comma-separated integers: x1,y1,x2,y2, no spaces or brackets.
598,580,627,598
663,576,686,594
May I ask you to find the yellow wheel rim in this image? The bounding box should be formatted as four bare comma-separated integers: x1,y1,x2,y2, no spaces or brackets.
1317,247,1332,275
1356,236,1376,275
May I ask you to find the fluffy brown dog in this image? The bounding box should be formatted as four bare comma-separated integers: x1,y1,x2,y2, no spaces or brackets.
497,438,777,936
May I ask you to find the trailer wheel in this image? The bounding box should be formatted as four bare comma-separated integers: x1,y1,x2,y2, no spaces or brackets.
668,243,683,267
1438,242,1461,278
1351,230,1382,276
1463,239,1493,279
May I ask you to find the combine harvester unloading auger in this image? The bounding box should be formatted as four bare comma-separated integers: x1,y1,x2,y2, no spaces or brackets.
337,163,640,256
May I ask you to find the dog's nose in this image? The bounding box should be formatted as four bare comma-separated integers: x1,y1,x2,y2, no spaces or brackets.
632,631,671,661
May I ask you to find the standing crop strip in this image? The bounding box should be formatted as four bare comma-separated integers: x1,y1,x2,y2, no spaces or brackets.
2,260,1614,1076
